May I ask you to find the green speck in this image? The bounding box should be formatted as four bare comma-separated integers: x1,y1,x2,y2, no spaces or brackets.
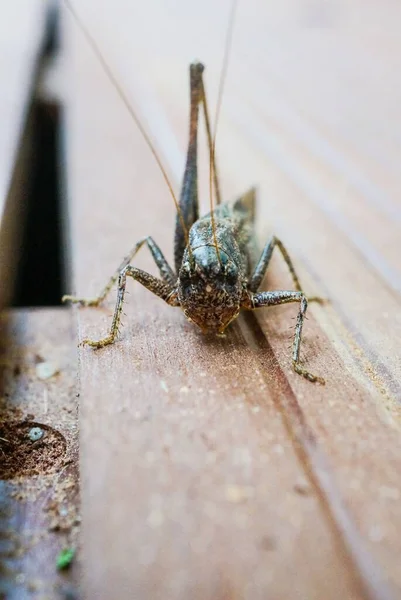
56,548,75,570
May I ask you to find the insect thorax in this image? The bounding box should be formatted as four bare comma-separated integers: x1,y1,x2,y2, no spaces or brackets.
177,216,246,333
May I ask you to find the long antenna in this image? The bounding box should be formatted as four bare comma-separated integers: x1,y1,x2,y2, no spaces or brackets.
63,0,191,249
209,0,238,262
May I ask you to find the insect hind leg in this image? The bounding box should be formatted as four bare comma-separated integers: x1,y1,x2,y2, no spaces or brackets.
174,62,223,272
174,64,202,272
62,236,175,307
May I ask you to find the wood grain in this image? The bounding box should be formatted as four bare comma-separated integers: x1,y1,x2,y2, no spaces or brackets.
0,309,79,600
0,1,49,308
63,1,401,598
0,4,81,597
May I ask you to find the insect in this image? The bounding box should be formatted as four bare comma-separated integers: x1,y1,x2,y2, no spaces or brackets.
62,1,326,384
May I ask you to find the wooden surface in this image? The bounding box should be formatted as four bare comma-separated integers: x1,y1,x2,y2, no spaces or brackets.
0,1,49,309
0,3,81,598
63,1,401,599
0,309,80,600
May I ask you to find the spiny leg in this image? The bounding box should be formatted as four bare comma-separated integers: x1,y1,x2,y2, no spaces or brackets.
174,63,222,272
249,235,324,303
245,290,325,384
174,64,202,272
82,266,179,348
198,71,221,206
62,236,175,307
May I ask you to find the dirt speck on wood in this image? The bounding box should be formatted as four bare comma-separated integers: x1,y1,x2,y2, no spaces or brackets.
0,421,66,479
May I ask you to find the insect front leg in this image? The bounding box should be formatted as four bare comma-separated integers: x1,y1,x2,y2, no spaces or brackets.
244,290,325,384
249,236,324,303
62,236,175,306
82,266,179,349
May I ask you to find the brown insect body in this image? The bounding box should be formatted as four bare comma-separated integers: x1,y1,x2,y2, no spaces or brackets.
178,198,254,334
62,8,326,384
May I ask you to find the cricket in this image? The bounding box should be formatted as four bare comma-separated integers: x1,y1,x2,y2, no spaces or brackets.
62,0,326,385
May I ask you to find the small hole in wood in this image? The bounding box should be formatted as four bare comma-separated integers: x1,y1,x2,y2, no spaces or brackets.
0,421,67,480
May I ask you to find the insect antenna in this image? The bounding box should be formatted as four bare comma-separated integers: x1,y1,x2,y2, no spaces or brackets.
63,0,192,253
209,0,238,263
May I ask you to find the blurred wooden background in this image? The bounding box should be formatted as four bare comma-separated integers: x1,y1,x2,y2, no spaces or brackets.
0,3,79,600
2,0,401,598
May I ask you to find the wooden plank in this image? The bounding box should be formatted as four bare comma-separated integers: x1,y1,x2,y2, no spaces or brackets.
63,1,401,598
0,4,81,596
0,1,49,308
0,309,79,600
